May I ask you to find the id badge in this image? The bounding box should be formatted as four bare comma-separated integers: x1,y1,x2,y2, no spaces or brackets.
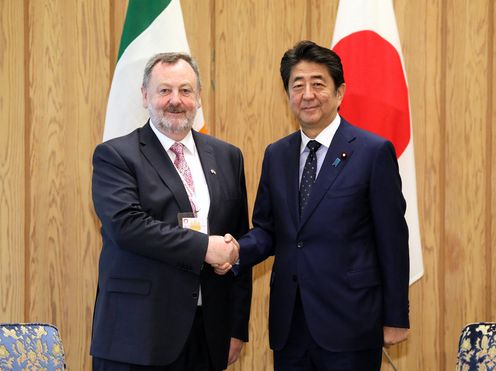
178,212,208,234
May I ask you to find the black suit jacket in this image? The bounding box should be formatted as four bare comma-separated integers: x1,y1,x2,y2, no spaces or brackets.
239,118,409,351
90,123,252,368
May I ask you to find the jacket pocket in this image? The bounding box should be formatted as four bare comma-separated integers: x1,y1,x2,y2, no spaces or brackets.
326,184,368,199
106,277,151,295
347,268,381,289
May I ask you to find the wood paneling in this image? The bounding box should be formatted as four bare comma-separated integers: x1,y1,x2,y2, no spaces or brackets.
308,0,338,47
25,0,109,368
182,0,214,132
0,0,494,369
214,0,306,209
391,0,445,369
110,0,128,66
444,0,492,368
0,0,26,323
491,0,496,324
214,2,307,369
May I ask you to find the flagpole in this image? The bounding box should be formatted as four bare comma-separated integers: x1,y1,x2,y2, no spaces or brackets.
382,348,399,371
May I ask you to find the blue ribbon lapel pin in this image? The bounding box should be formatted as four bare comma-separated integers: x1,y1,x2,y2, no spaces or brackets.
332,152,348,167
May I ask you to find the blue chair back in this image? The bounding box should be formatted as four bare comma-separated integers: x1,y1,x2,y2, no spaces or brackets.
0,323,65,370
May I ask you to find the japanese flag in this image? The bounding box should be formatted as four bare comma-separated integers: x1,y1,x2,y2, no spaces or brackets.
331,0,423,284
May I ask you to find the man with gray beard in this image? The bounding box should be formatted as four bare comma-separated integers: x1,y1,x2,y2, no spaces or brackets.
90,52,252,371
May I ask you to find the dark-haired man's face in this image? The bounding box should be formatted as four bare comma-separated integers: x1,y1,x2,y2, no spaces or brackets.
288,61,345,137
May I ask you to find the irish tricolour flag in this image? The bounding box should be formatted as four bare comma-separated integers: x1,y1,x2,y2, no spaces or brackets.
331,0,424,284
103,0,205,141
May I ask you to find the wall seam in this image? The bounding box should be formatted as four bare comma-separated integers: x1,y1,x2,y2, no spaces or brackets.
485,0,494,319
23,0,31,323
439,0,448,369
307,0,312,39
211,0,216,137
109,0,116,97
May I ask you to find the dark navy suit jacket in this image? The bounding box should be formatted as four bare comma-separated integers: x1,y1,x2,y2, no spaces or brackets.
90,122,252,368
239,118,409,352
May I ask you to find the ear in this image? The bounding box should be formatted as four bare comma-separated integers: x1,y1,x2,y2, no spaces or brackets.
196,93,202,109
141,86,148,108
336,83,346,102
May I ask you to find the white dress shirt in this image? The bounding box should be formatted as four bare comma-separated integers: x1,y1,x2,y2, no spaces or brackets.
299,114,341,185
150,122,210,305
150,122,210,221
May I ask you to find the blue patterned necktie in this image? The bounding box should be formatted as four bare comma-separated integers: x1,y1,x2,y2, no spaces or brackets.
299,140,321,215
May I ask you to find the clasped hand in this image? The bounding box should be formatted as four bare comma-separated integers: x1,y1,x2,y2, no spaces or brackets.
205,234,239,275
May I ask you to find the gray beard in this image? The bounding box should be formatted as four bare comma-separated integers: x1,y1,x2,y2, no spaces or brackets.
149,108,196,135
155,117,194,134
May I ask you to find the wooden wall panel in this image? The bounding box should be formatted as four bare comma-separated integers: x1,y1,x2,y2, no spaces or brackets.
182,0,214,132
110,0,128,67
392,0,445,369
0,0,495,369
214,0,306,211
214,1,307,369
308,1,338,47
0,0,26,322
491,0,496,321
444,0,492,368
26,0,109,368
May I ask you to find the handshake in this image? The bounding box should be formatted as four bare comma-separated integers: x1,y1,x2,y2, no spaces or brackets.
205,234,239,275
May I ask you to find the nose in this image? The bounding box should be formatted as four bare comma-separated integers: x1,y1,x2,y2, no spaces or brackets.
168,89,181,105
302,84,315,100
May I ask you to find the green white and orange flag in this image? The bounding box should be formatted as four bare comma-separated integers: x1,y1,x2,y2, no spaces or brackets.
103,0,205,141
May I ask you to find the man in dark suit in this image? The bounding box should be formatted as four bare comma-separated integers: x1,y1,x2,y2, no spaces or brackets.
91,52,252,370
222,41,410,370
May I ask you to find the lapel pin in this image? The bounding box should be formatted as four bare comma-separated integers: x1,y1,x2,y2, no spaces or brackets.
332,158,341,167
340,152,348,160
210,169,217,175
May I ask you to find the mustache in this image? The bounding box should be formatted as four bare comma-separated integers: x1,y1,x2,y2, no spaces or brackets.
165,107,185,113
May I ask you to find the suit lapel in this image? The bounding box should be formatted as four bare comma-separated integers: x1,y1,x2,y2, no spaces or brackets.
139,123,193,212
192,131,220,222
299,121,356,230
284,133,302,228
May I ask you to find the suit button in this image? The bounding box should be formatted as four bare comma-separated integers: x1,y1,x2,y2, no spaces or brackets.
192,292,198,299
297,241,304,249
292,275,297,282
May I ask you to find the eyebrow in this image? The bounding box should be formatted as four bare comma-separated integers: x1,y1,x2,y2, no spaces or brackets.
291,74,325,82
157,81,195,88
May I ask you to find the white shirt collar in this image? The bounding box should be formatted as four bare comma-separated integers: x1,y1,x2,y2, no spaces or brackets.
300,114,341,154
149,120,196,155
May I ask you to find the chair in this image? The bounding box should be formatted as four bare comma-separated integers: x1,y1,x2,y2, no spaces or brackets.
456,322,496,370
0,323,65,370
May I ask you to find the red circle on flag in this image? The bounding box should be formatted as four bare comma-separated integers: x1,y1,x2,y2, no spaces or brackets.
333,30,410,157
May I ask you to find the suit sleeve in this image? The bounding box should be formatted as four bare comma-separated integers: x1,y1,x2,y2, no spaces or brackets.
92,142,208,274
228,148,252,341
369,141,410,328
238,145,275,269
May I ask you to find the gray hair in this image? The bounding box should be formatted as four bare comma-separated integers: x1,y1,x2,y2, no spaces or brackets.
142,52,202,91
